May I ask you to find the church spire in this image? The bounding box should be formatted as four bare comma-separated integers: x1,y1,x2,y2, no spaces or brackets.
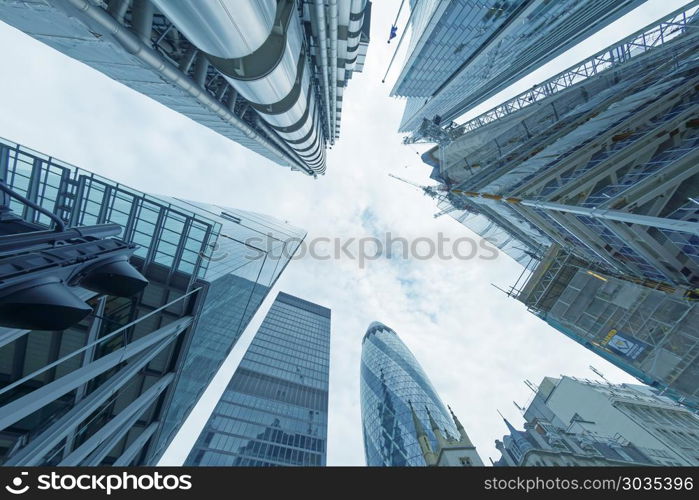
425,405,448,448
448,404,474,446
409,401,436,466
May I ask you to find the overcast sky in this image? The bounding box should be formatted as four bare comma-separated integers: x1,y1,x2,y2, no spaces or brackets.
0,0,690,466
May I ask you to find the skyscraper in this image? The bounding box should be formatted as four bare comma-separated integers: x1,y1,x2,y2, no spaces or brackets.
186,292,330,466
0,0,372,175
389,0,645,135
0,136,303,465
400,5,699,409
360,321,481,466
495,376,699,466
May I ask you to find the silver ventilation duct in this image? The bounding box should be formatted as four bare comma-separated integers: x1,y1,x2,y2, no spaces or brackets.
152,0,327,174
346,0,368,72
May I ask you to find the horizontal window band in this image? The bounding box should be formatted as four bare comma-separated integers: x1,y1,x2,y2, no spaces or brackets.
349,11,365,21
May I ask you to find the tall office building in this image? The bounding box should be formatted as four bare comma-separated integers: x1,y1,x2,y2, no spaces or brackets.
0,0,372,175
360,321,482,466
0,137,304,465
185,292,330,466
495,376,699,466
389,0,645,135
402,5,699,409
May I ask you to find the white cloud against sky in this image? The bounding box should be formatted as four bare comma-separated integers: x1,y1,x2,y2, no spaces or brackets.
0,0,690,466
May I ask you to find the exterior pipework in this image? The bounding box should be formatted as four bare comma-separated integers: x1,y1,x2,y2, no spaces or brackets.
63,0,309,174
314,0,332,139
329,0,338,143
152,0,327,174
148,1,276,59
253,116,316,176
346,0,367,72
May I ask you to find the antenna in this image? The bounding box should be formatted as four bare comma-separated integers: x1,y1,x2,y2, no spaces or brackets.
524,379,538,393
490,283,512,297
589,365,612,385
387,174,446,200
388,173,423,190
513,401,525,413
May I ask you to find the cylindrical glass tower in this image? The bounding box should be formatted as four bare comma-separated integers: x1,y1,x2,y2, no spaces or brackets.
360,321,458,466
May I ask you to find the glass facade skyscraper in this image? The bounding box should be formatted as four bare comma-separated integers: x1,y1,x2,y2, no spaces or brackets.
406,5,699,410
391,0,644,134
0,137,303,465
186,292,330,466
360,321,457,466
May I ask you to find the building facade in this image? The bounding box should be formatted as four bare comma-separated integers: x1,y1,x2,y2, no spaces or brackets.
0,0,372,175
186,292,330,466
495,376,699,466
0,137,303,465
405,5,699,409
360,321,481,466
390,0,644,134
494,416,655,466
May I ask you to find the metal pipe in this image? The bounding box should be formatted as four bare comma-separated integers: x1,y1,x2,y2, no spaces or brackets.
131,0,154,45
453,189,699,235
4,342,172,466
254,116,315,176
178,46,198,73
112,421,158,466
0,181,65,232
522,199,699,236
152,0,325,173
192,53,208,88
64,0,306,171
346,0,367,71
382,0,419,83
59,372,174,466
0,317,190,430
149,0,276,59
107,0,130,23
329,0,338,143
314,0,332,140
0,224,121,254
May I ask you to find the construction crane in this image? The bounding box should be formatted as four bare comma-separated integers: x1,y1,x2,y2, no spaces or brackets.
388,174,478,219
388,173,470,218
388,173,448,199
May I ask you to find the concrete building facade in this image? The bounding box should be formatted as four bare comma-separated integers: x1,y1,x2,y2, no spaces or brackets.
496,376,699,466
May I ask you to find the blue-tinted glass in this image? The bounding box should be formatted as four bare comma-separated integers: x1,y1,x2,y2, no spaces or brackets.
185,292,331,467
360,322,458,466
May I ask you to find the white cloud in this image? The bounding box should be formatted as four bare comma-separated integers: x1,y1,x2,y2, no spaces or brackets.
0,0,688,466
